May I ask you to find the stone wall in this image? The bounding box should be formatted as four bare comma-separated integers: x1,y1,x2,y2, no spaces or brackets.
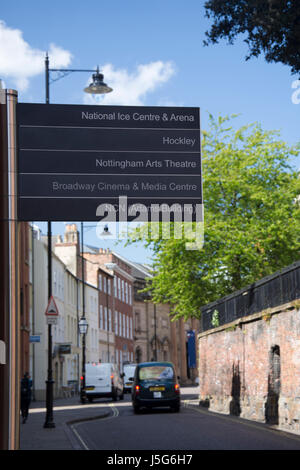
198,301,300,434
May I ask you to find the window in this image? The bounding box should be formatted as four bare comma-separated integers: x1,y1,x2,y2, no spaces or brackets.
123,314,126,337
139,365,174,380
114,277,117,297
103,277,107,294
53,271,57,296
129,285,132,305
104,307,108,330
119,312,122,337
118,278,121,300
108,279,111,295
135,311,141,332
130,318,133,339
99,274,102,291
125,283,128,304
122,280,125,302
115,311,118,336
99,305,103,329
109,309,112,331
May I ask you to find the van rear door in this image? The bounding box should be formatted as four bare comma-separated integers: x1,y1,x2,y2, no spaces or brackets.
86,364,112,394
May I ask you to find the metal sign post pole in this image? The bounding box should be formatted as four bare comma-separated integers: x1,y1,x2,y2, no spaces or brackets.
44,54,55,428
0,88,20,449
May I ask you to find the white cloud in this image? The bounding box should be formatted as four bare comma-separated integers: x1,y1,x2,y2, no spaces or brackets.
83,61,176,106
0,20,72,91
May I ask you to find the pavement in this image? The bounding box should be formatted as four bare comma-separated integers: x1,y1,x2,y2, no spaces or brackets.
19,394,112,450
19,386,200,451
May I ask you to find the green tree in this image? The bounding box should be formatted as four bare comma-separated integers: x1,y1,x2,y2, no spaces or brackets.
129,115,300,320
204,0,300,74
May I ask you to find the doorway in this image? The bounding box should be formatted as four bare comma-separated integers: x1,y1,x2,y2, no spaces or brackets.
265,345,281,424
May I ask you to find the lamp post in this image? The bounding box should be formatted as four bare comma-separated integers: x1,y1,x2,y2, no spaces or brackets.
153,304,157,361
43,53,112,426
79,221,87,404
78,316,88,403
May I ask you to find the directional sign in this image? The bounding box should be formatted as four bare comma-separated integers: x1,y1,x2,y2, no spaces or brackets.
17,103,202,221
45,295,59,316
29,335,41,343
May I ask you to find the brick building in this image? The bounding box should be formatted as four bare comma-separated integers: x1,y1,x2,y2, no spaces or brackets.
83,248,134,370
97,267,115,363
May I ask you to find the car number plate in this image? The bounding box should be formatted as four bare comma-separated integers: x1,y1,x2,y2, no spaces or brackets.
153,392,162,398
85,386,95,391
149,386,165,392
126,383,132,387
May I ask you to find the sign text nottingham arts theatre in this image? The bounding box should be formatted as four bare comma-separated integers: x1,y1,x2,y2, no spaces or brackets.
17,103,202,221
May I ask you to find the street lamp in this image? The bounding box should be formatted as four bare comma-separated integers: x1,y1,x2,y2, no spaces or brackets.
79,317,89,335
84,67,113,94
44,53,112,426
79,316,89,403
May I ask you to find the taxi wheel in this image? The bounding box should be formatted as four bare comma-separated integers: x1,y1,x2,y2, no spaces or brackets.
171,405,180,412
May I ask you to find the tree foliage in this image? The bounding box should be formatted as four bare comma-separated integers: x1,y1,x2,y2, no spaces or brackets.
204,0,300,74
129,115,300,320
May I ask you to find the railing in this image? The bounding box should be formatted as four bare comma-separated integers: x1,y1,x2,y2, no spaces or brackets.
201,260,300,332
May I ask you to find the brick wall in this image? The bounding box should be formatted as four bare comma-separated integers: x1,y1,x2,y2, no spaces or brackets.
198,301,300,434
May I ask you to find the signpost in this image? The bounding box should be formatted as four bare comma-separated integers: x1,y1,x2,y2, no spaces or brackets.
17,103,201,221
29,335,41,343
45,295,59,325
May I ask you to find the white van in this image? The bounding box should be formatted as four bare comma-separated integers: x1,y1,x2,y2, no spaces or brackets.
84,363,124,402
123,363,137,393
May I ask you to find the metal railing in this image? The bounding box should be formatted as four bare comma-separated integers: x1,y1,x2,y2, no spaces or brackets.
201,260,300,332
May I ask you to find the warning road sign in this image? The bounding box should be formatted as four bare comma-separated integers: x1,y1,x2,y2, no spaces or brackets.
45,295,59,316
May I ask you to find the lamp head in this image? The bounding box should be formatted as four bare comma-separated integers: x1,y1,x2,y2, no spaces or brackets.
78,317,89,335
84,67,113,94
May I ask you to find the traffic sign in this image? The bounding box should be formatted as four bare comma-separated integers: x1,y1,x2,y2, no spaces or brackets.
45,295,59,316
29,335,41,343
17,103,202,221
46,317,58,325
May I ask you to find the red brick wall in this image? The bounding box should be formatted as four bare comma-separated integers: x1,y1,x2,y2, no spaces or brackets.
198,302,300,434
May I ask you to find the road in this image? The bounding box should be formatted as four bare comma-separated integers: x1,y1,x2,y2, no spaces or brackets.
70,387,300,452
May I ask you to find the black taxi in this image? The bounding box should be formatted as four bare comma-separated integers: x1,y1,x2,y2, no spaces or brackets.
132,361,180,413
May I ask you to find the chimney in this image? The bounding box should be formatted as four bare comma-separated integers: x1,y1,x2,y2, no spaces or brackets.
64,224,79,243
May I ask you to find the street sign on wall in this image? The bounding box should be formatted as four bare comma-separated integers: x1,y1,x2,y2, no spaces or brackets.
17,103,201,221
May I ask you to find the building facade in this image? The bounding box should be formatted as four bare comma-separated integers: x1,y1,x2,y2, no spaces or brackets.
130,261,200,384
83,247,135,371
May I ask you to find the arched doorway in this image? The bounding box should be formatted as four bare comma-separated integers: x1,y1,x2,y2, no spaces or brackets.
265,345,281,424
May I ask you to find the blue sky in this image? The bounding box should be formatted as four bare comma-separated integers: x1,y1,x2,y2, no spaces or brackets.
1,0,299,264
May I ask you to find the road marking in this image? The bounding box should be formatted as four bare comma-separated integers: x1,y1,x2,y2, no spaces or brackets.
69,404,119,450
110,403,119,418
70,424,90,451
